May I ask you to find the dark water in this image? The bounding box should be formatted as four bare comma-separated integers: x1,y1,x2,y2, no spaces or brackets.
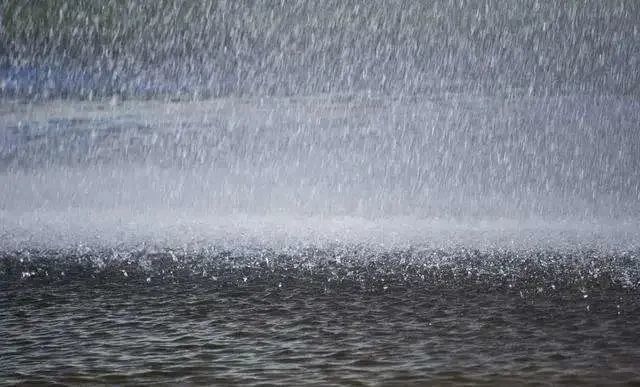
2,248,640,385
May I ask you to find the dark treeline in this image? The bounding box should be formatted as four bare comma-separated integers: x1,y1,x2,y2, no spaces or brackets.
2,0,640,99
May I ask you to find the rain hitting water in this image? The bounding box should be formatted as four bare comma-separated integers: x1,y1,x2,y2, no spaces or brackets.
2,1,640,385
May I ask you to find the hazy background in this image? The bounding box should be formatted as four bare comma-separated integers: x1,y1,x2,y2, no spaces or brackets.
2,0,639,99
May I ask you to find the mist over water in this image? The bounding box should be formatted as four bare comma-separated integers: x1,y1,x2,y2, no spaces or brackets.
2,2,640,385
2,2,640,242
2,95,639,254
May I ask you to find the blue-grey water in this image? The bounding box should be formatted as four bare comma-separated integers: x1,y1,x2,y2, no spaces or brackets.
3,1,640,385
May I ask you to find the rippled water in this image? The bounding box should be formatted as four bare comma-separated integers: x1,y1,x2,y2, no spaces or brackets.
2,271,639,385
2,244,640,385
